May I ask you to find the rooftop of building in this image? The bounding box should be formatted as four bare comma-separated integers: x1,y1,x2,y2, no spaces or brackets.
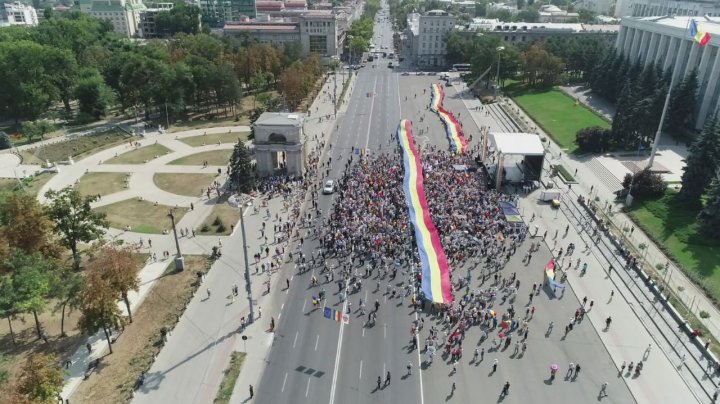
255,112,304,126
425,9,451,16
632,15,720,35
459,18,619,32
223,23,298,31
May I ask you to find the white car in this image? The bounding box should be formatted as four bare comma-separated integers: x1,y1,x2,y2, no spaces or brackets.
323,180,336,194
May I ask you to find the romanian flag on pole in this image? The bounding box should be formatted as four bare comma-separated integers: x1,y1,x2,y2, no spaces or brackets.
688,19,711,46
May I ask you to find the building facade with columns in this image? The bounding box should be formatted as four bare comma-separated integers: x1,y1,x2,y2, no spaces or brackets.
617,16,720,129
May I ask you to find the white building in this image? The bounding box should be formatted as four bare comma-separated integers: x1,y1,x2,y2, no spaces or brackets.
406,10,456,68
78,0,147,37
617,0,720,18
457,20,618,43
617,16,720,128
538,5,580,22
0,2,39,27
572,0,617,16
486,2,519,15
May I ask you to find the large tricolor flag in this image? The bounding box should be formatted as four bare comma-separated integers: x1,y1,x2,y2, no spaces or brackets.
396,119,453,305
688,19,711,46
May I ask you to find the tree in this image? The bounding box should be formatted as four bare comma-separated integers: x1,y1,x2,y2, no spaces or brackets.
577,9,596,23
699,172,720,238
679,118,720,204
77,269,124,354
621,169,667,198
15,353,64,403
0,192,57,256
229,140,255,193
90,247,139,323
74,68,116,119
0,275,19,344
48,266,82,337
44,187,108,271
516,9,540,22
154,3,201,37
21,120,53,143
3,251,53,339
575,126,611,153
520,42,563,87
667,69,699,133
250,71,270,110
0,131,10,150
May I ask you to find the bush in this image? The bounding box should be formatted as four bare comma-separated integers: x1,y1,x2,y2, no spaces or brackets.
700,310,711,319
200,224,210,232
576,126,611,153
216,223,227,233
212,216,223,226
0,131,11,150
621,169,667,198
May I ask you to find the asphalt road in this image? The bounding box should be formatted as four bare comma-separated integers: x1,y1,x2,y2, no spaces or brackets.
257,3,635,404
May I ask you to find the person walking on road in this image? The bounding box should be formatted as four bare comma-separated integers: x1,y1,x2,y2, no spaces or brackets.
500,381,510,397
385,371,391,386
249,384,254,398
492,359,498,373
407,361,413,375
605,316,612,330
206,288,211,299
599,382,608,397
377,376,382,390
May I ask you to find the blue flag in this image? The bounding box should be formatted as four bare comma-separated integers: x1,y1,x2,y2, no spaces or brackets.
323,307,332,319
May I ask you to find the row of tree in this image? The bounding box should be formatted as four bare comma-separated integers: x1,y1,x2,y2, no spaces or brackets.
0,187,142,401
445,34,608,88
0,11,323,128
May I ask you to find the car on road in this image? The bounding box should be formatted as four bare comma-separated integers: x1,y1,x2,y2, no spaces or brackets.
401,72,410,76
323,180,336,194
416,72,425,75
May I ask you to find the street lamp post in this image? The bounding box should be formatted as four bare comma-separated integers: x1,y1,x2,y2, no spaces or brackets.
495,46,505,98
168,209,184,271
239,202,255,324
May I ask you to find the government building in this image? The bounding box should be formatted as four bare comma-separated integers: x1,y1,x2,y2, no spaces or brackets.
617,16,720,129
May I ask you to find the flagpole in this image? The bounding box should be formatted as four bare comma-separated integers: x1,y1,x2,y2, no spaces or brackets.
646,40,690,170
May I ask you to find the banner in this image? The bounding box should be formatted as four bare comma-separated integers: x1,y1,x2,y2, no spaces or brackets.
323,307,350,323
430,84,468,154
396,119,453,305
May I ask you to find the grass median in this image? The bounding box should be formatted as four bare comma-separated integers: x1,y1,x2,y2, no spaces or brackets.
106,144,172,164
214,351,246,404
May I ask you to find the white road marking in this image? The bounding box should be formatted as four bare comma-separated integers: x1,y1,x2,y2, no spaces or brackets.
315,334,320,351
359,360,363,380
328,279,351,404
306,378,311,397
293,331,299,348
302,299,307,313
384,323,387,339
365,76,379,150
281,372,288,392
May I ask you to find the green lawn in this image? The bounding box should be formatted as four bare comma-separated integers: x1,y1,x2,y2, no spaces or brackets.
168,150,232,166
19,129,138,165
105,143,172,164
153,173,216,197
95,199,189,234
0,172,55,196
75,172,129,197
627,192,720,302
511,88,610,153
178,131,248,147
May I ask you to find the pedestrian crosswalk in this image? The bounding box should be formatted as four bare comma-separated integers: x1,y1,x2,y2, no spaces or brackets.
586,157,623,194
